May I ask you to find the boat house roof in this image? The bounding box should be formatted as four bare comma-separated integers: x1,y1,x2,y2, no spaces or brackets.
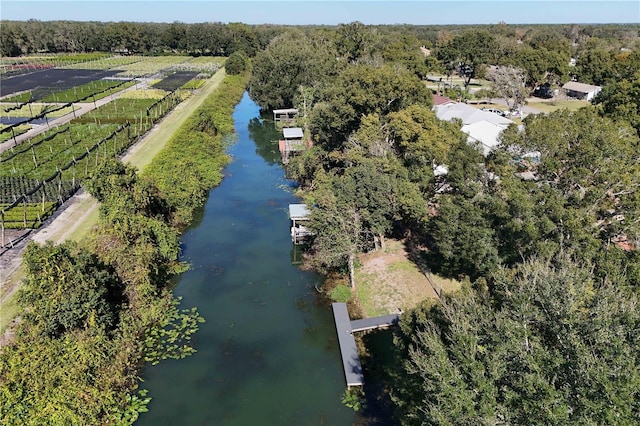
273,108,299,115
289,204,310,220
283,127,304,139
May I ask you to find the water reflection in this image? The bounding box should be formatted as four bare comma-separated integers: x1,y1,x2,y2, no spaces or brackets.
248,115,283,165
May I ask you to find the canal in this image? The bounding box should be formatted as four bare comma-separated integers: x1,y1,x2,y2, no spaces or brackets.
136,92,356,425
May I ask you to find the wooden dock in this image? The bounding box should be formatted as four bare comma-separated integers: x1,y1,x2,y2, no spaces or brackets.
278,139,306,164
351,313,400,332
331,303,401,387
278,127,307,164
332,302,364,387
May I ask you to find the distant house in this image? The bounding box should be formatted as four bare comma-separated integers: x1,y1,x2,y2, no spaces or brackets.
432,94,456,106
562,81,602,101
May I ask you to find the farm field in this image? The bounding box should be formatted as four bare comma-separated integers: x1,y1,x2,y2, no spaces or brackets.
1,78,136,103
0,53,111,71
0,54,208,231
109,55,194,77
0,68,122,98
0,67,229,338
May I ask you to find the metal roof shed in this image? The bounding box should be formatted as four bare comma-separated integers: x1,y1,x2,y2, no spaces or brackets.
289,204,310,221
273,108,299,122
282,127,304,140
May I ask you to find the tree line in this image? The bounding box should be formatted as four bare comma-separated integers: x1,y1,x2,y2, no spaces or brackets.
0,20,282,57
247,22,640,423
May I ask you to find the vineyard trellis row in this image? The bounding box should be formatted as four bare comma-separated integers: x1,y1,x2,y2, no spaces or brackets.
0,123,132,246
0,126,71,162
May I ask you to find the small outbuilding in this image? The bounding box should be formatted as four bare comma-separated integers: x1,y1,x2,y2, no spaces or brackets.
279,127,306,164
282,127,304,142
561,81,602,101
273,108,298,123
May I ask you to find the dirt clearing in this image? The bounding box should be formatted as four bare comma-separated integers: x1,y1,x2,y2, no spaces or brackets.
355,239,460,317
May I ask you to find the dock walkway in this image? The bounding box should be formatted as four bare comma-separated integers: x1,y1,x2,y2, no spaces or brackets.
331,302,400,387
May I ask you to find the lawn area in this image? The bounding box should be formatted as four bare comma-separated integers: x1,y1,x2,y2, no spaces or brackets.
526,99,590,113
424,74,494,93
354,239,461,317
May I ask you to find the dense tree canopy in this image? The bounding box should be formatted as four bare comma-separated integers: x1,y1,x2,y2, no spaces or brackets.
0,20,278,56
436,30,498,89
392,256,640,425
248,29,341,111
310,63,432,151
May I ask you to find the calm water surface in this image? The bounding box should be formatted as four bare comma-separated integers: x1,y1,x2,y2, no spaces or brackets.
136,93,356,425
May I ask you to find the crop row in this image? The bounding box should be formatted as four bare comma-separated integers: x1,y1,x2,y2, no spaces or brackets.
1,126,73,162
64,55,147,70
0,125,30,143
110,56,194,78
1,53,111,66
1,67,198,228
0,202,59,229
1,124,124,181
152,72,199,91
1,103,77,119
2,79,137,104
0,176,77,204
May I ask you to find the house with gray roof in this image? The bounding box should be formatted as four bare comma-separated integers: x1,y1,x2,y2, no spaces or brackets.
561,81,602,101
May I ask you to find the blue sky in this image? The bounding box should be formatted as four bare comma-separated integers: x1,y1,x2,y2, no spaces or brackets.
2,1,639,25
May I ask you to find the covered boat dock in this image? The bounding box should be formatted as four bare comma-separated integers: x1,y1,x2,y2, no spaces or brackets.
273,108,298,124
289,203,312,244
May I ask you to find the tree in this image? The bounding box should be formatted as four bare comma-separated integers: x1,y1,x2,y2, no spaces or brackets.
381,34,430,79
248,29,340,110
488,65,528,112
426,194,500,280
310,64,432,151
594,73,640,136
437,30,498,90
386,104,461,192
391,256,640,425
335,21,374,64
225,51,248,75
18,241,123,338
513,47,568,88
308,173,365,289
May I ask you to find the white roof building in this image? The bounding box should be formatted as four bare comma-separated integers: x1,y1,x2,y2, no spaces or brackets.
435,102,513,127
561,81,602,101
282,127,304,140
461,120,508,156
435,102,514,157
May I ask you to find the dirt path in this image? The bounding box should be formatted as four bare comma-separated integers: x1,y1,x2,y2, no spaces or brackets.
0,69,227,329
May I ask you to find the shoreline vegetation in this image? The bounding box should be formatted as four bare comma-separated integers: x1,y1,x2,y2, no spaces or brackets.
0,70,250,424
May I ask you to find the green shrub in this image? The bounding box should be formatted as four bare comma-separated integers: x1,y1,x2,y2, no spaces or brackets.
225,51,249,75
330,284,353,302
